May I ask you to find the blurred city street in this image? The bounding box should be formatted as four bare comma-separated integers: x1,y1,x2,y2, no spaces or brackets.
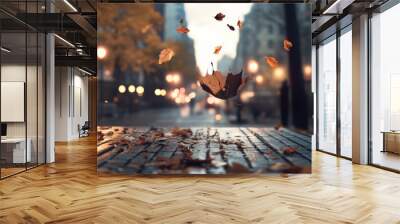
100,105,277,127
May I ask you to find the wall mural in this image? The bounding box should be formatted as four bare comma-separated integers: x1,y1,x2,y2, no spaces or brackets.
97,3,312,175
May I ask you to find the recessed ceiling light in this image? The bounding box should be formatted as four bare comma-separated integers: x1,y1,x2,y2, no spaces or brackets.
54,34,75,48
63,0,78,12
1,47,11,53
78,67,93,76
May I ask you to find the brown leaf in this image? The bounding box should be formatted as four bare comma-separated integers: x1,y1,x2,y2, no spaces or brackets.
199,69,246,100
214,13,225,21
171,127,193,138
227,24,235,31
176,26,190,34
283,39,293,51
265,56,279,68
214,45,222,54
237,20,242,29
158,48,175,65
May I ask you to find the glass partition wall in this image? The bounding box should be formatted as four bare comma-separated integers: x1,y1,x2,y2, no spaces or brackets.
0,2,46,179
316,26,352,159
317,35,337,155
370,3,400,171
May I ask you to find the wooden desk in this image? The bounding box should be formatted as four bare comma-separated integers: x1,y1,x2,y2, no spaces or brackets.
382,131,400,154
1,138,31,163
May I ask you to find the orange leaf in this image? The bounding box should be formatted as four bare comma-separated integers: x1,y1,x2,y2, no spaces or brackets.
283,147,297,155
176,26,190,34
283,39,293,51
237,20,242,29
265,56,279,68
158,48,175,65
214,45,222,54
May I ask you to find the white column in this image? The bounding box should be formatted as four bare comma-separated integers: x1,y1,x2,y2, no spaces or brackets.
312,45,317,150
352,14,369,164
46,32,55,163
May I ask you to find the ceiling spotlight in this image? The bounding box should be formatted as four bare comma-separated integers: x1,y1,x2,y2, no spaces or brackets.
54,34,75,48
63,0,78,12
1,47,11,53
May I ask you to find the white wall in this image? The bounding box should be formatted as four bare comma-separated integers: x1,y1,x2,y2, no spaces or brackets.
55,67,89,141
1,64,46,164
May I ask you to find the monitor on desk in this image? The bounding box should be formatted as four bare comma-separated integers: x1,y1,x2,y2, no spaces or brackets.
1,123,7,138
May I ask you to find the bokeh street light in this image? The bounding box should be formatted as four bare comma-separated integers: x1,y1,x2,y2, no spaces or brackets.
154,88,161,96
160,89,167,96
255,75,264,84
247,59,259,74
136,85,144,96
303,64,312,80
118,84,126,94
273,67,286,82
97,46,107,60
128,85,135,93
166,72,181,85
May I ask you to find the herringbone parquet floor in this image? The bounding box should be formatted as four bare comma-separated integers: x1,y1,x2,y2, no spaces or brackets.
1,135,400,224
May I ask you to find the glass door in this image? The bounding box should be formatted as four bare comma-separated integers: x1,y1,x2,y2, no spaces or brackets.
339,27,352,158
370,3,400,171
317,35,337,154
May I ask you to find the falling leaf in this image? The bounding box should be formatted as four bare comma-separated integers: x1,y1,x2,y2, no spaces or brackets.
237,20,242,29
283,39,293,51
199,68,246,100
283,147,297,155
227,24,235,31
141,24,152,34
265,56,279,68
214,12,225,21
158,48,175,65
176,26,190,34
214,45,222,54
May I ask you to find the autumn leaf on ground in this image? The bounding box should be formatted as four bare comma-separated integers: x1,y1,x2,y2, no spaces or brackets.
176,26,190,34
158,48,175,65
171,127,193,138
199,67,246,100
214,45,222,54
237,20,242,29
283,147,297,155
141,24,152,34
214,13,225,21
265,56,279,68
283,39,293,51
227,24,235,31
